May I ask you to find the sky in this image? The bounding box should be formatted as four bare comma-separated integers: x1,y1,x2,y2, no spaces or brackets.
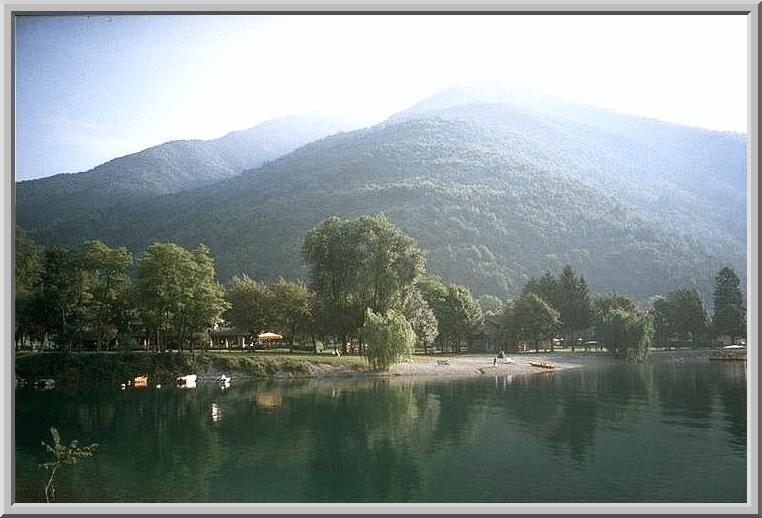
15,14,748,181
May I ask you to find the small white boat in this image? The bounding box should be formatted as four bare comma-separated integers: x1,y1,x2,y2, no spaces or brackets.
176,374,198,387
35,378,55,389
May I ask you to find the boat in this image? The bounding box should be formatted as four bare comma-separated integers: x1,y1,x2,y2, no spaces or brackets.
709,346,746,361
133,375,148,387
530,362,556,369
216,374,231,388
176,374,198,387
34,378,55,389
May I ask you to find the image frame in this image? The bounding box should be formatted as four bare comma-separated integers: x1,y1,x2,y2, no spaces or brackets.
0,1,758,516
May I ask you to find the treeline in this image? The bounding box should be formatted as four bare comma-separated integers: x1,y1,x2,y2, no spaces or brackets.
14,215,484,368
15,213,747,366
498,264,747,360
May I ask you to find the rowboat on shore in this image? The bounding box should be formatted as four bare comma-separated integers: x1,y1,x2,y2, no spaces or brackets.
530,362,556,369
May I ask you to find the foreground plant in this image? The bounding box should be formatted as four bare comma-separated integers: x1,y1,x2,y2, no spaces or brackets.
39,427,98,503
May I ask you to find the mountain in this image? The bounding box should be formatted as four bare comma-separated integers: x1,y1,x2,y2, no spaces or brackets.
391,85,747,257
15,87,747,304
15,112,363,240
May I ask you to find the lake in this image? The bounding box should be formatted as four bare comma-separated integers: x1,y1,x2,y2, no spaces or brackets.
14,353,747,503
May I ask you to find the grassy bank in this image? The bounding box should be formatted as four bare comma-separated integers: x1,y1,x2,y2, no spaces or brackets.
15,351,372,385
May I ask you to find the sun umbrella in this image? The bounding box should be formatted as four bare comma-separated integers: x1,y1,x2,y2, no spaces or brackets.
258,332,283,341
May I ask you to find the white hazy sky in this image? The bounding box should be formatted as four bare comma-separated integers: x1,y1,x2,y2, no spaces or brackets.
16,14,748,181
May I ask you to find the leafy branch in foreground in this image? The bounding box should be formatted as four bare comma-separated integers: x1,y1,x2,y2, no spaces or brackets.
39,427,98,503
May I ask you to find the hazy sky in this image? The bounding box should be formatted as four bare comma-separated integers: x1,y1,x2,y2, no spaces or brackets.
15,14,748,181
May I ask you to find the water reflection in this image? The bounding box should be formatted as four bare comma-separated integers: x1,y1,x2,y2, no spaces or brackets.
14,356,746,503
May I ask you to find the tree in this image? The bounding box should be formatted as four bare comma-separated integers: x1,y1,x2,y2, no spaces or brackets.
15,226,41,296
302,214,424,343
39,427,98,503
184,245,230,352
523,271,559,308
712,267,746,344
596,309,654,361
650,295,673,348
670,288,708,347
502,293,560,352
15,226,42,348
556,265,592,351
420,276,482,352
81,241,133,351
136,242,228,352
363,309,416,370
593,293,636,319
227,275,274,341
395,288,438,353
272,277,314,346
39,247,93,351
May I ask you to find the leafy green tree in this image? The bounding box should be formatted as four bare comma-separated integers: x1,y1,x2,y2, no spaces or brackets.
593,293,637,319
395,288,438,353
442,285,483,352
363,308,416,370
302,214,424,343
15,226,42,348
39,427,98,503
227,275,274,340
272,277,314,346
596,309,654,361
185,245,230,352
15,226,41,296
420,276,482,352
39,247,93,351
671,288,708,347
712,267,746,344
501,293,560,352
81,241,133,351
556,265,592,351
136,242,227,352
650,295,673,348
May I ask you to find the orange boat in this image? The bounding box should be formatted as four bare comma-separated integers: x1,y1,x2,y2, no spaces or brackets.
530,362,556,369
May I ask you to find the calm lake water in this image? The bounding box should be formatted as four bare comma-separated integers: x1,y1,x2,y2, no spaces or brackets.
15,353,747,503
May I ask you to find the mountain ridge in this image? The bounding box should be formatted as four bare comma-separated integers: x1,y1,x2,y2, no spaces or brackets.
15,87,747,306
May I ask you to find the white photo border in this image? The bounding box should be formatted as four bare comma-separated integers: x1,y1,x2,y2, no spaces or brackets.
1,2,758,516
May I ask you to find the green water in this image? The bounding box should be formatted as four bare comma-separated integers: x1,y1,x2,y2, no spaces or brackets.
14,353,747,503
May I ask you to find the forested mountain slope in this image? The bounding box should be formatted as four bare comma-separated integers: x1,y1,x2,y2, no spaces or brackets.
16,112,360,235
25,113,740,304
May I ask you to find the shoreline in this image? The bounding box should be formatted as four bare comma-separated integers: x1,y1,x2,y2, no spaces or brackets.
15,349,711,387
14,350,601,386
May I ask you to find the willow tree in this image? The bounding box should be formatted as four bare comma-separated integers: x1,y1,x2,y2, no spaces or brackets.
363,308,416,370
596,309,655,361
301,214,424,344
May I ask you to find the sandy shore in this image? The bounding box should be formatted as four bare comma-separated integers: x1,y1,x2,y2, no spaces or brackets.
387,353,592,377
304,352,612,379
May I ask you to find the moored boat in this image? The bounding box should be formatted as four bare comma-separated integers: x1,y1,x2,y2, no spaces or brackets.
709,345,746,361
